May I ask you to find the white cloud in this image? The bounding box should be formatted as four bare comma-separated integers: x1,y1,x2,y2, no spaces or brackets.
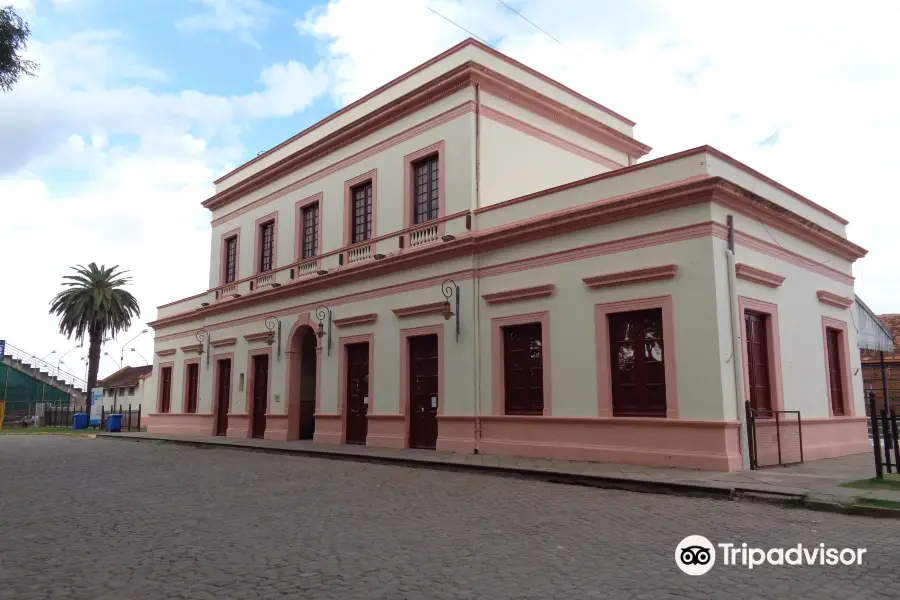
298,0,900,312
176,0,275,48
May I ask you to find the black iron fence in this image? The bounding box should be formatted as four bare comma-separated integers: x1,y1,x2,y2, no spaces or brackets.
868,391,900,479
746,401,804,469
43,404,143,432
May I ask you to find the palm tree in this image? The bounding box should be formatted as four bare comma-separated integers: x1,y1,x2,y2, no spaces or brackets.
49,263,141,405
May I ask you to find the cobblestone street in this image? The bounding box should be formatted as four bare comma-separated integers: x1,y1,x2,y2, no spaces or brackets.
1,436,898,600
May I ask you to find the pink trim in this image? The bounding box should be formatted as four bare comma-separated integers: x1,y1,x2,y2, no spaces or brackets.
180,344,202,354
582,264,677,289
399,324,444,448
594,295,678,419
284,313,317,441
155,361,174,413
209,337,236,348
735,263,785,288
437,415,742,471
211,352,234,435
817,290,853,309
214,39,634,187
252,211,279,276
181,357,201,414
155,348,176,357
262,414,289,441
403,140,445,231
312,413,342,445
157,291,209,310
225,413,249,437
480,105,625,170
392,301,447,318
246,347,273,437
338,333,375,444
343,169,378,247
822,317,855,417
490,311,552,416
243,332,271,343
210,101,473,224
481,284,554,305
218,227,241,287
738,296,785,412
146,413,215,436
793,417,869,461
294,192,323,267
729,229,854,286
365,414,406,449
333,313,378,328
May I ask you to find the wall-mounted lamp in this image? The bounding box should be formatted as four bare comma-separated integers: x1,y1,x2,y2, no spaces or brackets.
315,306,332,356
196,329,211,367
264,316,282,361
442,279,460,342
441,234,456,242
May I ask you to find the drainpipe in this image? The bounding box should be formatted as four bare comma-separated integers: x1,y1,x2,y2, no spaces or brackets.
725,232,751,471
471,82,483,453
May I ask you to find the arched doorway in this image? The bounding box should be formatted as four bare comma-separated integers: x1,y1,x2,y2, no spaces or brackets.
286,317,318,440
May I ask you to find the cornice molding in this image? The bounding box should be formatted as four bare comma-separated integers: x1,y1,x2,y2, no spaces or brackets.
155,348,176,357
481,284,555,304
734,264,785,288
392,301,447,318
583,265,678,290
179,344,202,354
243,332,272,343
817,290,854,309
333,313,378,327
209,337,237,348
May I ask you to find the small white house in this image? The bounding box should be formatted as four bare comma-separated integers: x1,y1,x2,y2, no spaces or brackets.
97,365,153,412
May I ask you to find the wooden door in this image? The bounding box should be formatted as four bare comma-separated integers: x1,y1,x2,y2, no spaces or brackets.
826,329,845,415
744,312,772,413
251,355,268,439
503,323,544,415
215,359,231,436
299,331,317,440
408,335,439,449
185,363,199,413
345,343,369,445
160,367,172,413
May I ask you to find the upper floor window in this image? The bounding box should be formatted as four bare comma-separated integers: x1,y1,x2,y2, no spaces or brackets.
351,181,373,243
224,236,238,283
301,203,319,259
413,155,439,224
259,221,275,272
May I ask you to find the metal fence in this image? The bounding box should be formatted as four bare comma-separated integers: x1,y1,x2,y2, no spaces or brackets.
746,401,804,469
867,391,900,479
42,404,144,432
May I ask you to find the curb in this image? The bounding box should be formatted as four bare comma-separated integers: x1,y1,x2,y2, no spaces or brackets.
97,434,900,519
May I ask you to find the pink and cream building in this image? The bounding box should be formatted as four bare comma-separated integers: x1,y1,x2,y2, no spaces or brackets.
147,39,869,471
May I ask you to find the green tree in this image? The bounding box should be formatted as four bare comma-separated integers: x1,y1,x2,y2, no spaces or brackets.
49,264,141,402
1,5,38,92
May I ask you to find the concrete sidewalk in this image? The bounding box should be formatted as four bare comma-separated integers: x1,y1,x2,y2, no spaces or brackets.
97,432,900,518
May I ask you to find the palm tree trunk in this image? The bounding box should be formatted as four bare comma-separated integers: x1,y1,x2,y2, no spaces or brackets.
86,326,103,412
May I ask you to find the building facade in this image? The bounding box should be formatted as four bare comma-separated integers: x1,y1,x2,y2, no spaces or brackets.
146,39,869,471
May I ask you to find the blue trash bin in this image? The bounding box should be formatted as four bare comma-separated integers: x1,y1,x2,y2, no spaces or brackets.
106,414,123,433
72,413,89,430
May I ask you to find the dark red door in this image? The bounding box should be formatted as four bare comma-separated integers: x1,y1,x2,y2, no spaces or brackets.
826,329,845,415
409,335,439,449
185,363,199,413
160,367,172,413
251,355,268,439
503,323,544,415
745,312,772,413
215,359,231,436
345,343,369,445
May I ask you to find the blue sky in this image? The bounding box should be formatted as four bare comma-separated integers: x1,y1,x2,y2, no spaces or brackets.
2,0,899,378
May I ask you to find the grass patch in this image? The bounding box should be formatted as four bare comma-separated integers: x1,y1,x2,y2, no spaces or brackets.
0,426,94,436
855,497,900,511
842,474,900,492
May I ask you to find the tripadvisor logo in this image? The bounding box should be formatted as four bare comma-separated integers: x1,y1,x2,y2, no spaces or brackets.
675,536,867,575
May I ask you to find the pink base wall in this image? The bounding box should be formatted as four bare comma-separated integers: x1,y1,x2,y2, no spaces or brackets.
797,417,870,461
312,414,342,444
225,414,249,437
366,415,406,448
147,413,214,436
263,414,289,441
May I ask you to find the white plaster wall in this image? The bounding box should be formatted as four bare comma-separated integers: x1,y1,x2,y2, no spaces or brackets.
478,116,610,208
206,97,476,290
216,43,635,192
710,234,862,419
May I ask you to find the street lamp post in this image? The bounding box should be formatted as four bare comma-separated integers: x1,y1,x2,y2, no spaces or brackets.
120,329,149,368
57,342,83,378
130,348,149,364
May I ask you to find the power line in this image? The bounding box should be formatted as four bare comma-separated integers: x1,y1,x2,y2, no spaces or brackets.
494,0,569,50
424,5,493,47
